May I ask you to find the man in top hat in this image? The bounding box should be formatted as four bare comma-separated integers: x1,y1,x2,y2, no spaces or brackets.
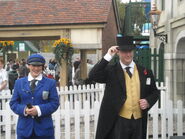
89,36,160,139
9,54,59,139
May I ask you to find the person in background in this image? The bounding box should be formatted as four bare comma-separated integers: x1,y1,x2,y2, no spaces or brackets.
5,59,13,71
89,36,160,139
67,63,73,86
9,54,59,139
14,58,20,70
8,64,18,93
73,61,84,86
86,59,94,75
0,59,8,126
72,58,81,85
18,59,29,78
84,59,95,85
0,59,8,92
73,59,81,73
48,59,56,71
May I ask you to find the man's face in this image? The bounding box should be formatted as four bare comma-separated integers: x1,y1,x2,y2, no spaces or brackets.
28,65,43,78
118,50,134,65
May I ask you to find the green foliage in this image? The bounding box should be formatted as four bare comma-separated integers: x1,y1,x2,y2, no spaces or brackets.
123,2,148,36
0,41,14,53
53,38,74,65
116,0,126,32
131,4,147,35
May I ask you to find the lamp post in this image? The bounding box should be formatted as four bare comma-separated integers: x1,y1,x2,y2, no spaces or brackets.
149,3,167,43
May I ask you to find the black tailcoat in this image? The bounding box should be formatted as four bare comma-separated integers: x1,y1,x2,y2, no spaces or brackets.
89,58,160,139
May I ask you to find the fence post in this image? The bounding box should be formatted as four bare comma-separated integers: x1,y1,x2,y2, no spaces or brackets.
65,101,70,139
74,101,80,139
177,100,183,136
54,108,61,139
152,102,159,139
5,101,11,139
84,101,90,139
167,100,173,139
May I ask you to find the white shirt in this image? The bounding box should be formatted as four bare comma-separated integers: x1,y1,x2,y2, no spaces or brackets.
0,68,8,90
119,60,135,74
104,53,135,74
28,73,42,85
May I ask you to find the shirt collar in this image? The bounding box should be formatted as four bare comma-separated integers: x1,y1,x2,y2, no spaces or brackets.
119,60,135,70
28,73,43,81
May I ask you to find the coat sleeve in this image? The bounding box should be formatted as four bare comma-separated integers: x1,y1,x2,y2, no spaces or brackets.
9,80,27,116
38,80,59,116
88,58,109,83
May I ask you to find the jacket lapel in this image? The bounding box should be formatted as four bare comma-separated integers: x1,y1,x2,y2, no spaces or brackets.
116,62,126,92
23,77,31,93
136,64,146,98
35,77,45,91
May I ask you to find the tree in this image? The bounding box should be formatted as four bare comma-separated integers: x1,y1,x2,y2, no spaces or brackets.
116,0,126,33
123,2,148,36
130,4,147,35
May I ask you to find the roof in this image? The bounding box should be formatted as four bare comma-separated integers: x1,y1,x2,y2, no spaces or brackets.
0,0,113,26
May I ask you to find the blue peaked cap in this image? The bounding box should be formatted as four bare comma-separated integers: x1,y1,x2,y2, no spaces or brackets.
27,54,46,66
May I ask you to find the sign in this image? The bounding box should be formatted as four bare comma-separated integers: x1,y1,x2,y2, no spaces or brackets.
19,43,25,51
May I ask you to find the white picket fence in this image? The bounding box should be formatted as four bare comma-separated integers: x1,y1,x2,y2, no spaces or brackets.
147,81,185,139
0,80,185,139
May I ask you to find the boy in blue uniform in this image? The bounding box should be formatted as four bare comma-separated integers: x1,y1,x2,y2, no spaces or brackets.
9,54,60,139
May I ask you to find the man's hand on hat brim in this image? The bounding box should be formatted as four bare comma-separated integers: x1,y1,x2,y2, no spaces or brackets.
108,46,119,56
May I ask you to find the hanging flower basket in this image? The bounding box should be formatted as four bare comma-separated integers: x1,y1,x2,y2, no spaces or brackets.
0,41,14,53
53,38,74,65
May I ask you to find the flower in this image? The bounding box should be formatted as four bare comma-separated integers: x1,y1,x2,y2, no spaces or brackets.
53,38,74,65
0,41,14,52
144,69,148,75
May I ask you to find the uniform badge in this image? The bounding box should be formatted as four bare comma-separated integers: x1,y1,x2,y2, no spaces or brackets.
146,78,151,85
42,91,49,100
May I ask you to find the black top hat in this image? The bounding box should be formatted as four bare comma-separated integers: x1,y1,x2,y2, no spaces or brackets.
117,36,135,51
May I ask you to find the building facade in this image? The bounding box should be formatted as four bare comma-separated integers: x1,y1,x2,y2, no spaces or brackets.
0,0,120,86
151,0,185,105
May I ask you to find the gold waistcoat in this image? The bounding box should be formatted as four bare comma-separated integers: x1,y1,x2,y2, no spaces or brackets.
119,65,142,119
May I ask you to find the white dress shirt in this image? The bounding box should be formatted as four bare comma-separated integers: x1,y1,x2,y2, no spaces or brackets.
104,53,135,74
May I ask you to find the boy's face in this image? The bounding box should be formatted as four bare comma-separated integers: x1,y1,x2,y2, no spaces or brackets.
28,64,43,78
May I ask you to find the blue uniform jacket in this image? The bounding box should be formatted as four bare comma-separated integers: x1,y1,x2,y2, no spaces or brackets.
9,76,60,137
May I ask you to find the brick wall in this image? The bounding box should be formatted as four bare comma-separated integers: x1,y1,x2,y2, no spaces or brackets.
102,4,118,56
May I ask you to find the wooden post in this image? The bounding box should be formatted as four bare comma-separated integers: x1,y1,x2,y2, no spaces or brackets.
60,58,68,87
80,49,87,80
59,29,70,87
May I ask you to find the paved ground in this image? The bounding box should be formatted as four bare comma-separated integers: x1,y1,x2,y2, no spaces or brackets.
1,118,185,139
